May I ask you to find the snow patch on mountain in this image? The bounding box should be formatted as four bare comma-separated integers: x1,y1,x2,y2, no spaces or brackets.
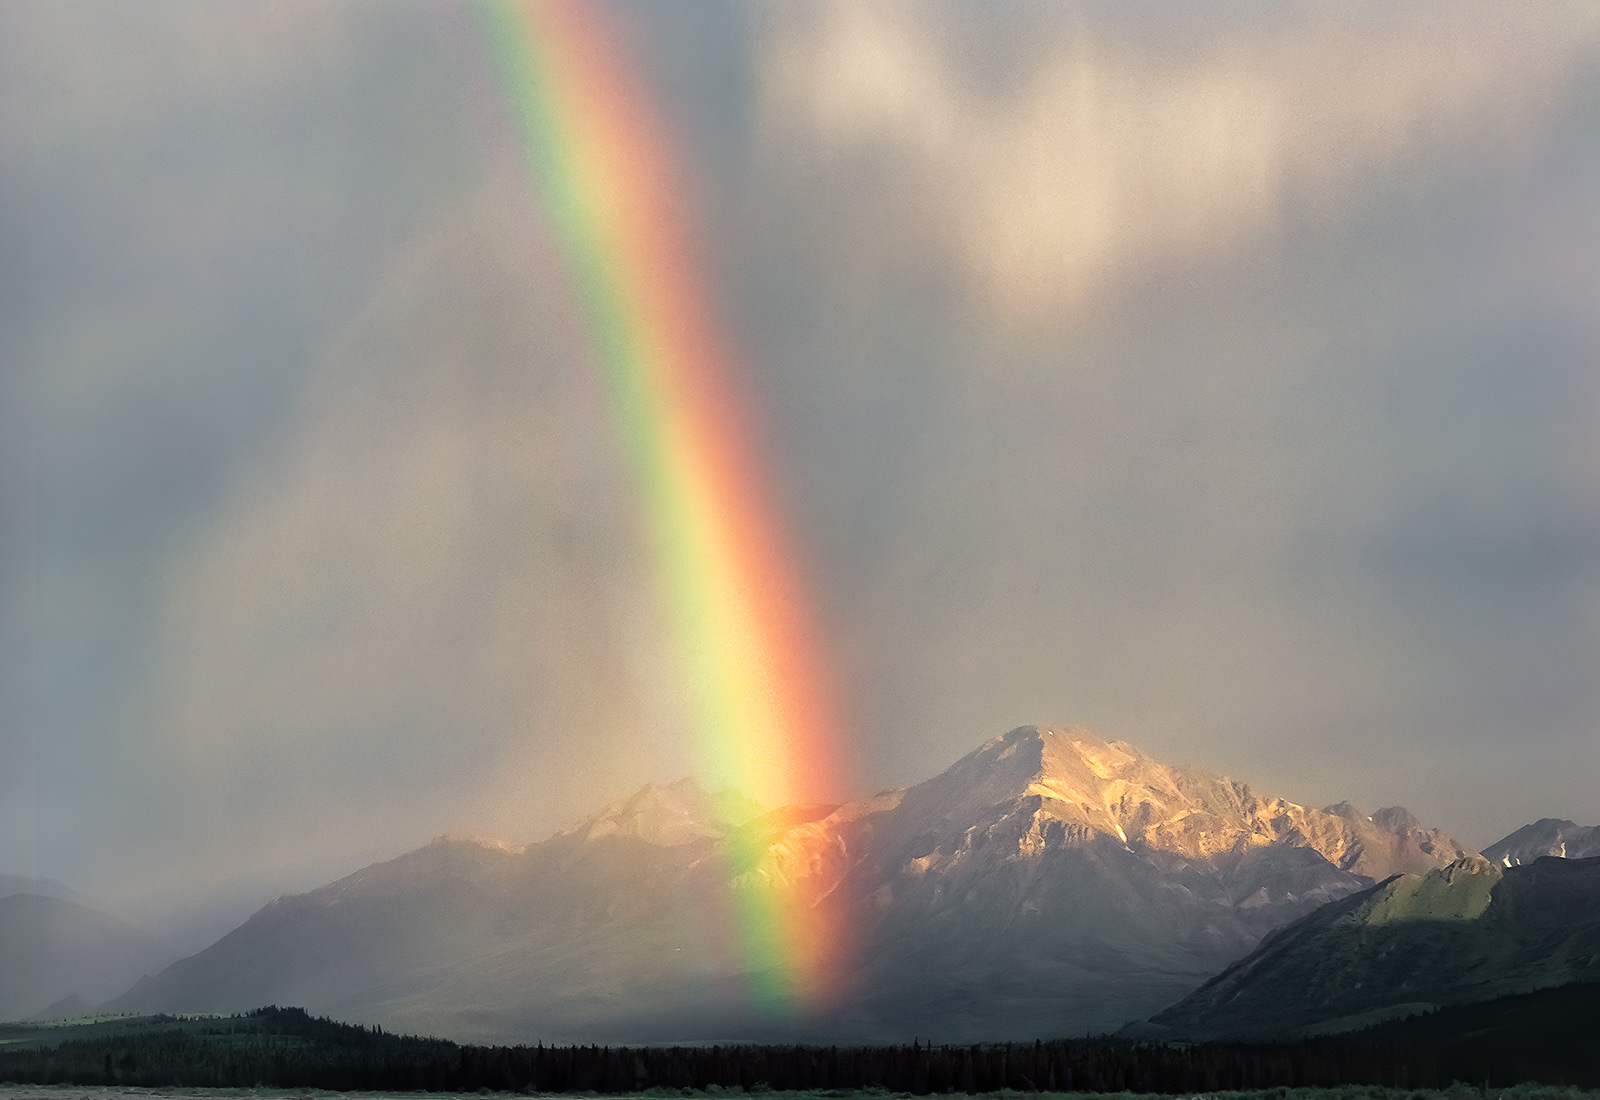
1483,818,1600,866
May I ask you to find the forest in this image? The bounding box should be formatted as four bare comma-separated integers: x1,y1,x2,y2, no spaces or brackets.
1,992,1597,1095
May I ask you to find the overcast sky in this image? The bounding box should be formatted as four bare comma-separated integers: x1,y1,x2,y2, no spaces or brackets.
6,0,1600,942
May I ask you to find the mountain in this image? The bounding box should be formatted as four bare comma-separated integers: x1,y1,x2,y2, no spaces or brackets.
111,799,807,1043
799,728,1470,1041
110,725,1472,1043
1147,854,1600,1040
1483,818,1600,865
0,892,177,1021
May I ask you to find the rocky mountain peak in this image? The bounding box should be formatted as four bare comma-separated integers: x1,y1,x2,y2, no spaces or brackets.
887,725,1472,881
884,725,1144,845
1370,806,1423,833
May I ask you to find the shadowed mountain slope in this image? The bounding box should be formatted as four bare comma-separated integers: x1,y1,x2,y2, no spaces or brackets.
111,725,1472,1043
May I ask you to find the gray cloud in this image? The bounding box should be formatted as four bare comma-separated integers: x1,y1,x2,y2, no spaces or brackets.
728,1,1600,839
750,0,1600,324
4,0,500,912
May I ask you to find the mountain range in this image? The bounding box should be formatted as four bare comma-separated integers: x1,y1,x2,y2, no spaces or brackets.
12,723,1595,1045
104,725,1483,1042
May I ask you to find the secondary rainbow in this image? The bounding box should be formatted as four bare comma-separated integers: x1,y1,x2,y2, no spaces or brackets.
478,0,847,1010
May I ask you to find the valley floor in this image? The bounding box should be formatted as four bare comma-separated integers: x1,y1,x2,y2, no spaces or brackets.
4,1085,1600,1100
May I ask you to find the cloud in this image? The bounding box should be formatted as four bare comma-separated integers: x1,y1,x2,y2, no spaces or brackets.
753,1,1600,323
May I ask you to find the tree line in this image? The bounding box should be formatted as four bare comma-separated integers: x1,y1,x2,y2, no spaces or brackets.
0,1004,1594,1093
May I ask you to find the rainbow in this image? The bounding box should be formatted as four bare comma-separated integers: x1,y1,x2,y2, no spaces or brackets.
479,0,848,1012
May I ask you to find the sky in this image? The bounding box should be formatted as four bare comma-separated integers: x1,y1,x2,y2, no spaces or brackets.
5,0,1600,946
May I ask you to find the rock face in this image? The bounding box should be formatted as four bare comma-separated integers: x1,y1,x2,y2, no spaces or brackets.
1148,854,1600,1040
111,725,1473,1043
1483,818,1600,865
865,729,1467,879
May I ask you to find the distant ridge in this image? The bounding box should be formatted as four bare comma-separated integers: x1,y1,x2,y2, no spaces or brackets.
0,893,176,1022
0,876,86,906
1483,818,1600,865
